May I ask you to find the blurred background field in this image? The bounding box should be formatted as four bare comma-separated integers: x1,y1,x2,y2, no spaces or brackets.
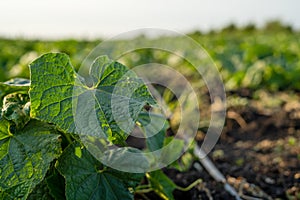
1,20,300,91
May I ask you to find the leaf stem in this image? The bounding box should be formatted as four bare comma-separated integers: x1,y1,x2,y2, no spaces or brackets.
135,188,154,193
175,178,202,192
135,184,151,190
135,184,153,194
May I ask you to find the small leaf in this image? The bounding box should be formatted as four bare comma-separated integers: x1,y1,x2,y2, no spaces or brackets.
169,142,195,172
147,170,177,200
137,112,169,151
57,142,144,200
74,146,82,158
138,112,186,169
101,146,150,173
159,137,185,165
1,93,30,129
0,118,62,199
0,78,30,106
0,78,30,94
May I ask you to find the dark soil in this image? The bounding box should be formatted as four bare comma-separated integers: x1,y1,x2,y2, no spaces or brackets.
136,90,300,200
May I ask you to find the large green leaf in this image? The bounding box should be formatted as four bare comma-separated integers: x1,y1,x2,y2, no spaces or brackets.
0,118,61,199
29,53,155,144
57,142,144,200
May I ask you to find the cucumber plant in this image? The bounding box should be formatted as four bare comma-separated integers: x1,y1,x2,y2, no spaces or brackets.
0,53,195,200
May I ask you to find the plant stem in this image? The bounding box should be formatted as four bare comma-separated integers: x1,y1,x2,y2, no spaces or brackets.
135,184,151,190
176,178,202,192
135,188,154,194
135,183,154,194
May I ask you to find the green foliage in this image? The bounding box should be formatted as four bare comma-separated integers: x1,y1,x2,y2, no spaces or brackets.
1,22,299,91
0,118,61,199
29,53,155,144
57,142,143,200
0,53,186,200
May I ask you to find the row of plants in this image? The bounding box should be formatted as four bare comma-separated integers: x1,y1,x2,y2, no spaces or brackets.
1,21,299,91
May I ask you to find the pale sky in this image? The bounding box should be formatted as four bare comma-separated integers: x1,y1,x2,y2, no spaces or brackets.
0,0,299,39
